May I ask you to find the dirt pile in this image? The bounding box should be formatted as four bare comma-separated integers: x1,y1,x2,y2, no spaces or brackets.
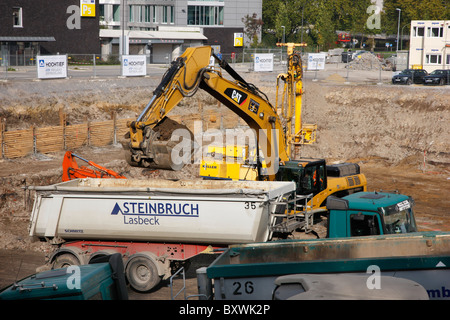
301,83,450,168
0,78,159,130
347,53,393,71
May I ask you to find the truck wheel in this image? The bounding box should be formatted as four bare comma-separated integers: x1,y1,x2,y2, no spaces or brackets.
126,256,160,292
52,253,80,269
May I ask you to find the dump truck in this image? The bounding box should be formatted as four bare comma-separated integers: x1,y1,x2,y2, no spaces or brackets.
28,178,420,293
28,178,298,292
198,231,450,300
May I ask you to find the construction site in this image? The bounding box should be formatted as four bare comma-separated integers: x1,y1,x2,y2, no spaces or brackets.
0,46,449,301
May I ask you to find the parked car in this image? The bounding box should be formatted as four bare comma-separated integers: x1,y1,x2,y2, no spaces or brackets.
392,69,428,85
423,69,450,85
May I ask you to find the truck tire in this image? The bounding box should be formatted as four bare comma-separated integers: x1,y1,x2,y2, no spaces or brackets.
52,253,80,269
126,255,161,292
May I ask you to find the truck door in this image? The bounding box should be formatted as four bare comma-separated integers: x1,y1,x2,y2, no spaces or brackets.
348,212,382,237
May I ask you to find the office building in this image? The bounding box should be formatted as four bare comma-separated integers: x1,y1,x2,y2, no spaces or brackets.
0,0,262,65
99,0,262,63
409,20,450,72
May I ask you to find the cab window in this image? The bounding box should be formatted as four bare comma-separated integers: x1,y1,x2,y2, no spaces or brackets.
350,213,381,236
301,164,325,195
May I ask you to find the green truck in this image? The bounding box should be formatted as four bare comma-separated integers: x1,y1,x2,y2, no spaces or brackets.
325,191,417,238
0,253,128,300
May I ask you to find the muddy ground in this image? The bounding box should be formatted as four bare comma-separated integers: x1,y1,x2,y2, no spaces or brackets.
0,69,449,299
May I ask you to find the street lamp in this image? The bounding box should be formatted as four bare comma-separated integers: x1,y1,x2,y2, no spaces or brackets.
281,26,285,43
396,8,401,52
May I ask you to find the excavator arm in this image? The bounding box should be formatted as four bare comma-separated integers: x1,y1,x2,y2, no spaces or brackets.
123,46,289,177
124,46,212,170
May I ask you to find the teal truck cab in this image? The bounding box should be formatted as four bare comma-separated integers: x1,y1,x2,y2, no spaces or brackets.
326,191,417,238
0,253,128,300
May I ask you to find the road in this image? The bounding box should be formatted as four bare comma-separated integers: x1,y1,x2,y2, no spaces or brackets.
1,60,401,84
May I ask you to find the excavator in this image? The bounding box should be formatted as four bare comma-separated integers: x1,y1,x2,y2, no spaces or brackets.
62,151,126,181
122,45,366,210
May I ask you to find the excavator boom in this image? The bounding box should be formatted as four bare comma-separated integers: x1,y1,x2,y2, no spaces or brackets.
123,46,289,177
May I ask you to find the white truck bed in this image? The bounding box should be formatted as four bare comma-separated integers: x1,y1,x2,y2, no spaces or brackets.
29,178,295,245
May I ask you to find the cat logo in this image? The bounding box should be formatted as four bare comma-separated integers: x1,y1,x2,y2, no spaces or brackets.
224,88,248,105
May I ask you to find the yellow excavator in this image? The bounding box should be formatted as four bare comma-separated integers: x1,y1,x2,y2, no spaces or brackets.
123,46,366,210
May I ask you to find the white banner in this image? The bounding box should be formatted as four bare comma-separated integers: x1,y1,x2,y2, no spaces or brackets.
122,55,146,77
254,53,274,72
307,53,326,70
37,55,68,79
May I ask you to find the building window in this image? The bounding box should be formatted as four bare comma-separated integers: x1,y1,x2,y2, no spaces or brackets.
446,54,450,65
426,54,442,64
144,6,151,22
427,26,443,37
161,6,174,24
413,26,424,37
137,6,143,23
13,7,23,27
188,5,223,25
113,5,120,22
152,5,157,23
129,5,134,22
162,6,168,23
99,4,105,21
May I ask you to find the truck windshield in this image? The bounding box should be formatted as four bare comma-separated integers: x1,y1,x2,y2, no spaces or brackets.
382,200,417,234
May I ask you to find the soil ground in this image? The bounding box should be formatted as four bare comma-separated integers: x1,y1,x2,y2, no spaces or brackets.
0,64,448,299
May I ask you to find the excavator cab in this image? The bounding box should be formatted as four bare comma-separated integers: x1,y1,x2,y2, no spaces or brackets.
276,159,327,197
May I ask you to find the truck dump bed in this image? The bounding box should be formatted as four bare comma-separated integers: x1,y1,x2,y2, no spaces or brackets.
29,178,295,245
205,232,450,299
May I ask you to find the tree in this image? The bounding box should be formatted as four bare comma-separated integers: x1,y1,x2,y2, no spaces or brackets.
242,13,264,48
314,0,338,50
382,0,450,35
262,0,439,50
274,2,291,42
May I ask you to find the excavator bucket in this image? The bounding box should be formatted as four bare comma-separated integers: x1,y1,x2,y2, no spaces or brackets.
62,151,126,181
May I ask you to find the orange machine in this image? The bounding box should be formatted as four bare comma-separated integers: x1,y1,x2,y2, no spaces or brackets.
62,151,126,181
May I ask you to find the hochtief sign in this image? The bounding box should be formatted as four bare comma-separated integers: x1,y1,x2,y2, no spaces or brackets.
121,55,147,77
307,53,326,70
254,53,274,72
37,55,68,79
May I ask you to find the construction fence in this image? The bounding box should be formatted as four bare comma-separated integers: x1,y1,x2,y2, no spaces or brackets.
0,114,133,159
